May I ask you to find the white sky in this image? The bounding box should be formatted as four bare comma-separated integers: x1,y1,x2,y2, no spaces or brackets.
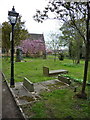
0,0,62,41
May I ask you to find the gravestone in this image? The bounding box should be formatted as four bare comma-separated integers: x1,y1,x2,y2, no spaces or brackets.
23,77,34,92
43,67,49,76
16,48,23,62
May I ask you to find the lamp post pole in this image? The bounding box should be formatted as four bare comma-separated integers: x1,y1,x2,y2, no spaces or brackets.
10,24,15,87
8,6,19,87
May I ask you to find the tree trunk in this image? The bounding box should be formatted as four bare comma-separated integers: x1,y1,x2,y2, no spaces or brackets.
76,2,90,99
76,47,81,64
81,44,89,94
54,52,57,62
69,42,72,58
76,59,80,64
81,2,90,98
43,52,47,59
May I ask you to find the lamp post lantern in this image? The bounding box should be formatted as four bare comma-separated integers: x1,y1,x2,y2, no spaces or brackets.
8,6,19,87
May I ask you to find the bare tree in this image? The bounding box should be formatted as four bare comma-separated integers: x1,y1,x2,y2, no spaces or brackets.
47,32,61,61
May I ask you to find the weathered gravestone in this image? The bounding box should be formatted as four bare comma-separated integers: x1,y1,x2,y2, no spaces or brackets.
23,77,34,92
16,48,23,62
43,67,49,76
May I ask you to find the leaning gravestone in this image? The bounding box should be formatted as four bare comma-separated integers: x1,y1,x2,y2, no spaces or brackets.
23,77,34,92
16,48,23,62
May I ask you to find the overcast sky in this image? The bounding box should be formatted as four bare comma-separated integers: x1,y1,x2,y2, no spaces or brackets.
0,0,62,39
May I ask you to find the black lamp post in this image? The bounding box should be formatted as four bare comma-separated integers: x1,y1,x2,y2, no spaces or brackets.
8,6,19,87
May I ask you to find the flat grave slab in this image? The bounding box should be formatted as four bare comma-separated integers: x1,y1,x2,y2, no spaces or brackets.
10,79,69,106
43,66,68,76
49,69,68,74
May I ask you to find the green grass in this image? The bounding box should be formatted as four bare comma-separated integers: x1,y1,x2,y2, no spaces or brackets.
21,87,89,118
2,56,90,118
2,56,85,83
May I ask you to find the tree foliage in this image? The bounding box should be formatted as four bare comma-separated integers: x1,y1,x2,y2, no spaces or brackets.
33,1,90,98
2,22,11,54
14,16,29,46
33,1,87,41
46,32,63,61
60,20,84,64
20,39,46,57
2,16,29,55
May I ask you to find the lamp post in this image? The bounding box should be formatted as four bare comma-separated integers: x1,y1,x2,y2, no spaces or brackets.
8,6,19,87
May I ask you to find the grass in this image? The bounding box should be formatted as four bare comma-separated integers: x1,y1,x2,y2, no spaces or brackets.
2,55,85,83
21,87,90,118
2,55,90,119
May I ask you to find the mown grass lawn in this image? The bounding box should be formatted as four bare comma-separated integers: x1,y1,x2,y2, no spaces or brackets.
2,55,85,83
21,87,90,119
2,55,90,119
